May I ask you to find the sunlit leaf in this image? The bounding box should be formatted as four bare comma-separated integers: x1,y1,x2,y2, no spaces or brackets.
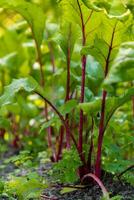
81,0,130,20
59,99,77,115
104,41,134,90
0,0,46,46
60,187,78,194
79,87,134,126
0,77,38,107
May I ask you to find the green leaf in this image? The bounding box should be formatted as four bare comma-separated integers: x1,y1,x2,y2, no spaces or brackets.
53,148,82,183
0,103,21,115
4,175,47,200
108,195,122,200
0,117,11,129
81,37,109,67
104,41,134,89
58,0,81,27
59,99,77,115
126,0,134,16
81,16,133,92
81,0,130,21
0,77,38,107
84,87,94,102
0,0,45,46
57,22,78,57
60,187,78,194
17,95,39,118
86,55,104,79
79,98,101,116
86,55,104,94
40,117,61,134
0,52,18,70
79,87,134,126
40,120,55,132
56,0,82,56
0,180,4,193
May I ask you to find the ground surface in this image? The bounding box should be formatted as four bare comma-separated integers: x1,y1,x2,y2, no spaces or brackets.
42,169,134,200
0,149,134,200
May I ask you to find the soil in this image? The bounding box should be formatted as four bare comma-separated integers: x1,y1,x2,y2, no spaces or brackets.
0,147,19,179
42,175,134,200
0,149,134,200
39,163,134,200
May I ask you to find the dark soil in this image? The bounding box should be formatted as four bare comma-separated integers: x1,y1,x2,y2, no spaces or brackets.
0,147,19,179
0,150,134,200
42,176,134,200
39,163,134,200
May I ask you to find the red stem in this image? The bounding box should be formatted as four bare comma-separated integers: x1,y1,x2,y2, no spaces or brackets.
56,125,64,161
65,114,71,149
77,0,87,154
87,117,94,170
48,126,57,162
64,25,72,148
65,44,71,102
78,55,87,153
0,129,5,139
95,90,107,178
81,173,109,199
95,23,117,178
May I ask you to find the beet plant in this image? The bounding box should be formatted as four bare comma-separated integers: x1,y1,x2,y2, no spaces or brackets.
0,0,134,195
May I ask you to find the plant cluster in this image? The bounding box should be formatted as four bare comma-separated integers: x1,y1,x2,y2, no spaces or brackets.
0,172,47,200
0,0,134,199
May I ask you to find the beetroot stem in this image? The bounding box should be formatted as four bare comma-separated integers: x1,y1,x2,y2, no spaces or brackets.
77,0,86,154
64,24,72,149
95,23,117,178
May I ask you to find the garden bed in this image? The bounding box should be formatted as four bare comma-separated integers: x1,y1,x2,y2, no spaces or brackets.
0,149,134,200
